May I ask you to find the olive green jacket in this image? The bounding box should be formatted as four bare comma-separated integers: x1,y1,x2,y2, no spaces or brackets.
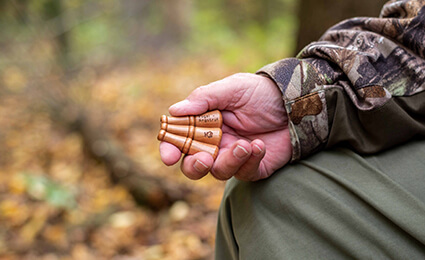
258,0,425,161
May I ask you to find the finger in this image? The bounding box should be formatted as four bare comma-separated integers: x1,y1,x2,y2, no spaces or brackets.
234,139,266,181
159,142,182,166
168,73,253,116
221,110,243,130
180,152,214,180
211,140,252,180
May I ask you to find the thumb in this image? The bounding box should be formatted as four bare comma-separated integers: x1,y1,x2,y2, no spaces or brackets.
168,98,209,116
168,73,251,116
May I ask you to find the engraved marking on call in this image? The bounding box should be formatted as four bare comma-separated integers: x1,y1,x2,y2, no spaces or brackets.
204,131,214,138
198,115,218,123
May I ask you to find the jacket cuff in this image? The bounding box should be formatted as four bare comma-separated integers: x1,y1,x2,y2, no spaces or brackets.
257,58,329,161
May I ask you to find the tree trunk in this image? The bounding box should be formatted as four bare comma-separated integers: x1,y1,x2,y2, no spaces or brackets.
42,0,70,69
295,0,387,54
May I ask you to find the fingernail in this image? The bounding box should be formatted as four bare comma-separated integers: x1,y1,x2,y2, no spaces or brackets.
253,144,263,156
233,145,249,159
193,159,209,173
169,99,190,111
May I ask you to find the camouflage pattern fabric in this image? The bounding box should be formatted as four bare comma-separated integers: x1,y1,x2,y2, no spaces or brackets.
258,0,425,161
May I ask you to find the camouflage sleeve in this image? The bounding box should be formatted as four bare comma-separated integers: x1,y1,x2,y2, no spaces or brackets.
258,0,425,162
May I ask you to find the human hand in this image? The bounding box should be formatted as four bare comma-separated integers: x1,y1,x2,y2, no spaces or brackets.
159,73,292,181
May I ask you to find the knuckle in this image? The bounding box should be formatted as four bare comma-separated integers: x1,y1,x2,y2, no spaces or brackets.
190,84,211,99
191,86,204,96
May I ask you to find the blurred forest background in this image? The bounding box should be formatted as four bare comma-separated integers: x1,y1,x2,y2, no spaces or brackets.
0,0,385,259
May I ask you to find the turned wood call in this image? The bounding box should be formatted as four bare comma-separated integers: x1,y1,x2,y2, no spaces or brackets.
160,110,223,128
157,110,223,159
160,124,222,146
157,130,219,159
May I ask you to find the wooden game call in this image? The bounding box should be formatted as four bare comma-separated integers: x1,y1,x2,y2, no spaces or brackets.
160,110,223,128
160,123,222,146
157,130,219,159
158,110,223,159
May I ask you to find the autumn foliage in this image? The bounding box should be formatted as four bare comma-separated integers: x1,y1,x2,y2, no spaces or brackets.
0,0,299,259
